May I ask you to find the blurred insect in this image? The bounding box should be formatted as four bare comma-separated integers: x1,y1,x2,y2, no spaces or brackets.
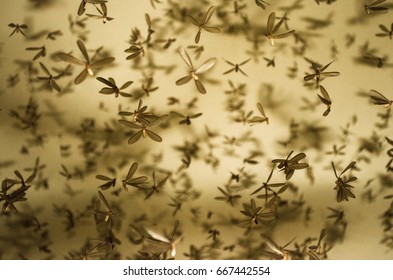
215,186,242,207
386,137,393,172
264,57,275,67
8,23,28,37
78,0,107,16
141,171,168,200
369,90,392,108
86,3,113,23
119,114,168,144
57,40,115,84
96,77,133,98
187,45,204,60
255,0,270,9
304,60,340,88
141,76,158,97
326,144,346,156
176,46,216,94
331,161,357,202
308,229,326,260
261,234,294,260
375,23,393,40
95,190,114,229
47,30,63,40
223,58,251,77
121,162,148,191
317,85,332,116
345,33,356,47
144,220,182,258
363,53,385,68
364,0,388,14
149,0,161,9
250,166,286,204
249,103,269,125
25,46,46,61
272,151,309,180
37,62,61,93
188,6,220,44
170,111,203,125
327,207,347,229
265,12,295,46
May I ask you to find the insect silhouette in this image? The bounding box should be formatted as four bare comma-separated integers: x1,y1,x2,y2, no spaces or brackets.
272,151,309,180
331,161,357,202
369,90,392,108
8,23,28,37
37,62,61,93
304,60,340,88
121,162,148,191
175,46,217,94
317,85,332,116
57,40,115,84
265,12,295,46
375,23,393,40
223,58,251,76
364,0,388,14
249,103,269,125
96,77,133,98
170,111,203,125
86,3,113,23
188,6,220,44
261,234,294,260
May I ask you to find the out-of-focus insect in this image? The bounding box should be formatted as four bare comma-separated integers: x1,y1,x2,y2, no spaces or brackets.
261,234,294,260
255,0,270,9
188,6,220,44
215,186,241,207
345,33,356,47
249,103,269,125
369,90,392,108
272,151,309,180
142,171,168,200
78,0,107,16
144,220,182,258
170,111,203,125
121,162,148,191
375,23,393,40
96,77,133,98
26,46,46,61
265,12,295,46
363,53,385,68
317,85,332,116
264,57,275,67
36,62,61,93
8,23,28,37
331,161,357,202
250,166,286,204
223,58,251,76
176,46,216,94
57,40,114,84
308,229,326,260
364,0,388,14
119,114,168,144
86,3,113,23
47,30,63,40
304,60,340,88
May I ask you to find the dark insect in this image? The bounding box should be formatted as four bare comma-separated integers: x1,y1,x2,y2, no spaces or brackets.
250,166,286,204
363,53,385,68
86,3,113,23
255,0,270,9
375,23,393,40
223,58,251,77
215,186,241,207
188,6,220,44
96,77,133,98
331,161,357,202
95,174,116,190
95,190,114,229
364,0,388,14
304,60,340,88
175,46,216,94
264,57,275,67
8,23,28,37
47,30,63,40
25,46,46,61
170,111,203,125
272,151,309,180
57,40,115,84
142,171,168,200
261,234,294,260
37,62,61,93
317,85,332,116
249,103,269,125
119,114,168,144
265,12,295,46
369,90,392,108
308,229,326,260
78,0,107,16
239,199,274,227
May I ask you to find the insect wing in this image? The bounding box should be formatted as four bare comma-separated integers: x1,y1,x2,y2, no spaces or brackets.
179,46,194,69
195,58,216,74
